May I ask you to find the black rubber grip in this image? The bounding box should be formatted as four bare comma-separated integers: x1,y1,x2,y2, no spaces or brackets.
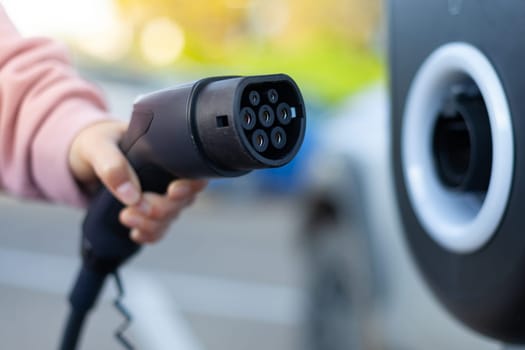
81,163,175,274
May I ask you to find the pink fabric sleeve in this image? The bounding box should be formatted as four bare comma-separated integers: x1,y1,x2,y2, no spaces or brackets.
0,6,111,206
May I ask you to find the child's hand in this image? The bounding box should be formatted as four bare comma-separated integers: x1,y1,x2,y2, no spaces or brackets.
68,120,207,244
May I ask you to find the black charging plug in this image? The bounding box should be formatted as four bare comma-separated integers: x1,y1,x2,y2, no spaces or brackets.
60,74,306,350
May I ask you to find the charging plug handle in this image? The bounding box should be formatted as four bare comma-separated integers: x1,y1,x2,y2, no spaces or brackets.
61,74,306,350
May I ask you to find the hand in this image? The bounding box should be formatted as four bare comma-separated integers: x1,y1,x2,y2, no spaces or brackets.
68,120,207,244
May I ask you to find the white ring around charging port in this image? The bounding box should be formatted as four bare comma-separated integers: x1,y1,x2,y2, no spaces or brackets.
402,42,514,254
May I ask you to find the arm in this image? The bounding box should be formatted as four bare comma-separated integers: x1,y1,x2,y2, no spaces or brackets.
0,5,109,205
0,6,207,243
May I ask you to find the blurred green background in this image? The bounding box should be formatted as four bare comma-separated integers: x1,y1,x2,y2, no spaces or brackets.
5,0,384,104
111,0,383,103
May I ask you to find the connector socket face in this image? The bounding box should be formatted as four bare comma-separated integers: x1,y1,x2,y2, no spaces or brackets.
194,74,306,171
236,76,305,167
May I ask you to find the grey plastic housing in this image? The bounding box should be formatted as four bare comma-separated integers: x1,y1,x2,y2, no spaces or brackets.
120,74,306,178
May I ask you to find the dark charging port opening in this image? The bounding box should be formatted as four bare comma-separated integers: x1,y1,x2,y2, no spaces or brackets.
432,84,493,193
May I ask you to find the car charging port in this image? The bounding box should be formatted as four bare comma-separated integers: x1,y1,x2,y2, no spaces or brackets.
400,43,514,254
432,84,493,193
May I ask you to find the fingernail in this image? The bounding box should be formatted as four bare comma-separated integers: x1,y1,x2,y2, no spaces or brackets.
116,182,140,205
130,229,141,242
169,183,191,199
122,212,141,227
138,200,151,215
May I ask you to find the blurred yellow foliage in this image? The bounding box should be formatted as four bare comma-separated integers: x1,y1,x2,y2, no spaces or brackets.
114,0,383,102
116,0,380,47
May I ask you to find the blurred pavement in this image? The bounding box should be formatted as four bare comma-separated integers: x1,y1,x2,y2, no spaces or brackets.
0,193,306,349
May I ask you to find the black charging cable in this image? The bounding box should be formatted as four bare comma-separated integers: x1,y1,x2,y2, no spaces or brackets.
60,269,133,350
114,272,133,349
60,266,107,350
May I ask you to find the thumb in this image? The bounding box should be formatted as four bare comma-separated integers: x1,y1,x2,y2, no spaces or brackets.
70,120,142,206
90,142,142,206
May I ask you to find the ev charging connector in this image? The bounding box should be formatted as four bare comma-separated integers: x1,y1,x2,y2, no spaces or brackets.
60,74,306,350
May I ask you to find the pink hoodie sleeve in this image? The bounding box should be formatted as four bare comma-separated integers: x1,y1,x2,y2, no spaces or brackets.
0,6,111,206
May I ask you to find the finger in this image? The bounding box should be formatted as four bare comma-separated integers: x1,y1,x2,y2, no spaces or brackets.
119,208,166,236
74,121,142,206
135,192,196,220
88,143,142,206
130,227,168,244
167,179,208,200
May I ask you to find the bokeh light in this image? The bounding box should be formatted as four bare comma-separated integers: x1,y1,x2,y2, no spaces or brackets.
140,17,186,66
74,17,133,62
